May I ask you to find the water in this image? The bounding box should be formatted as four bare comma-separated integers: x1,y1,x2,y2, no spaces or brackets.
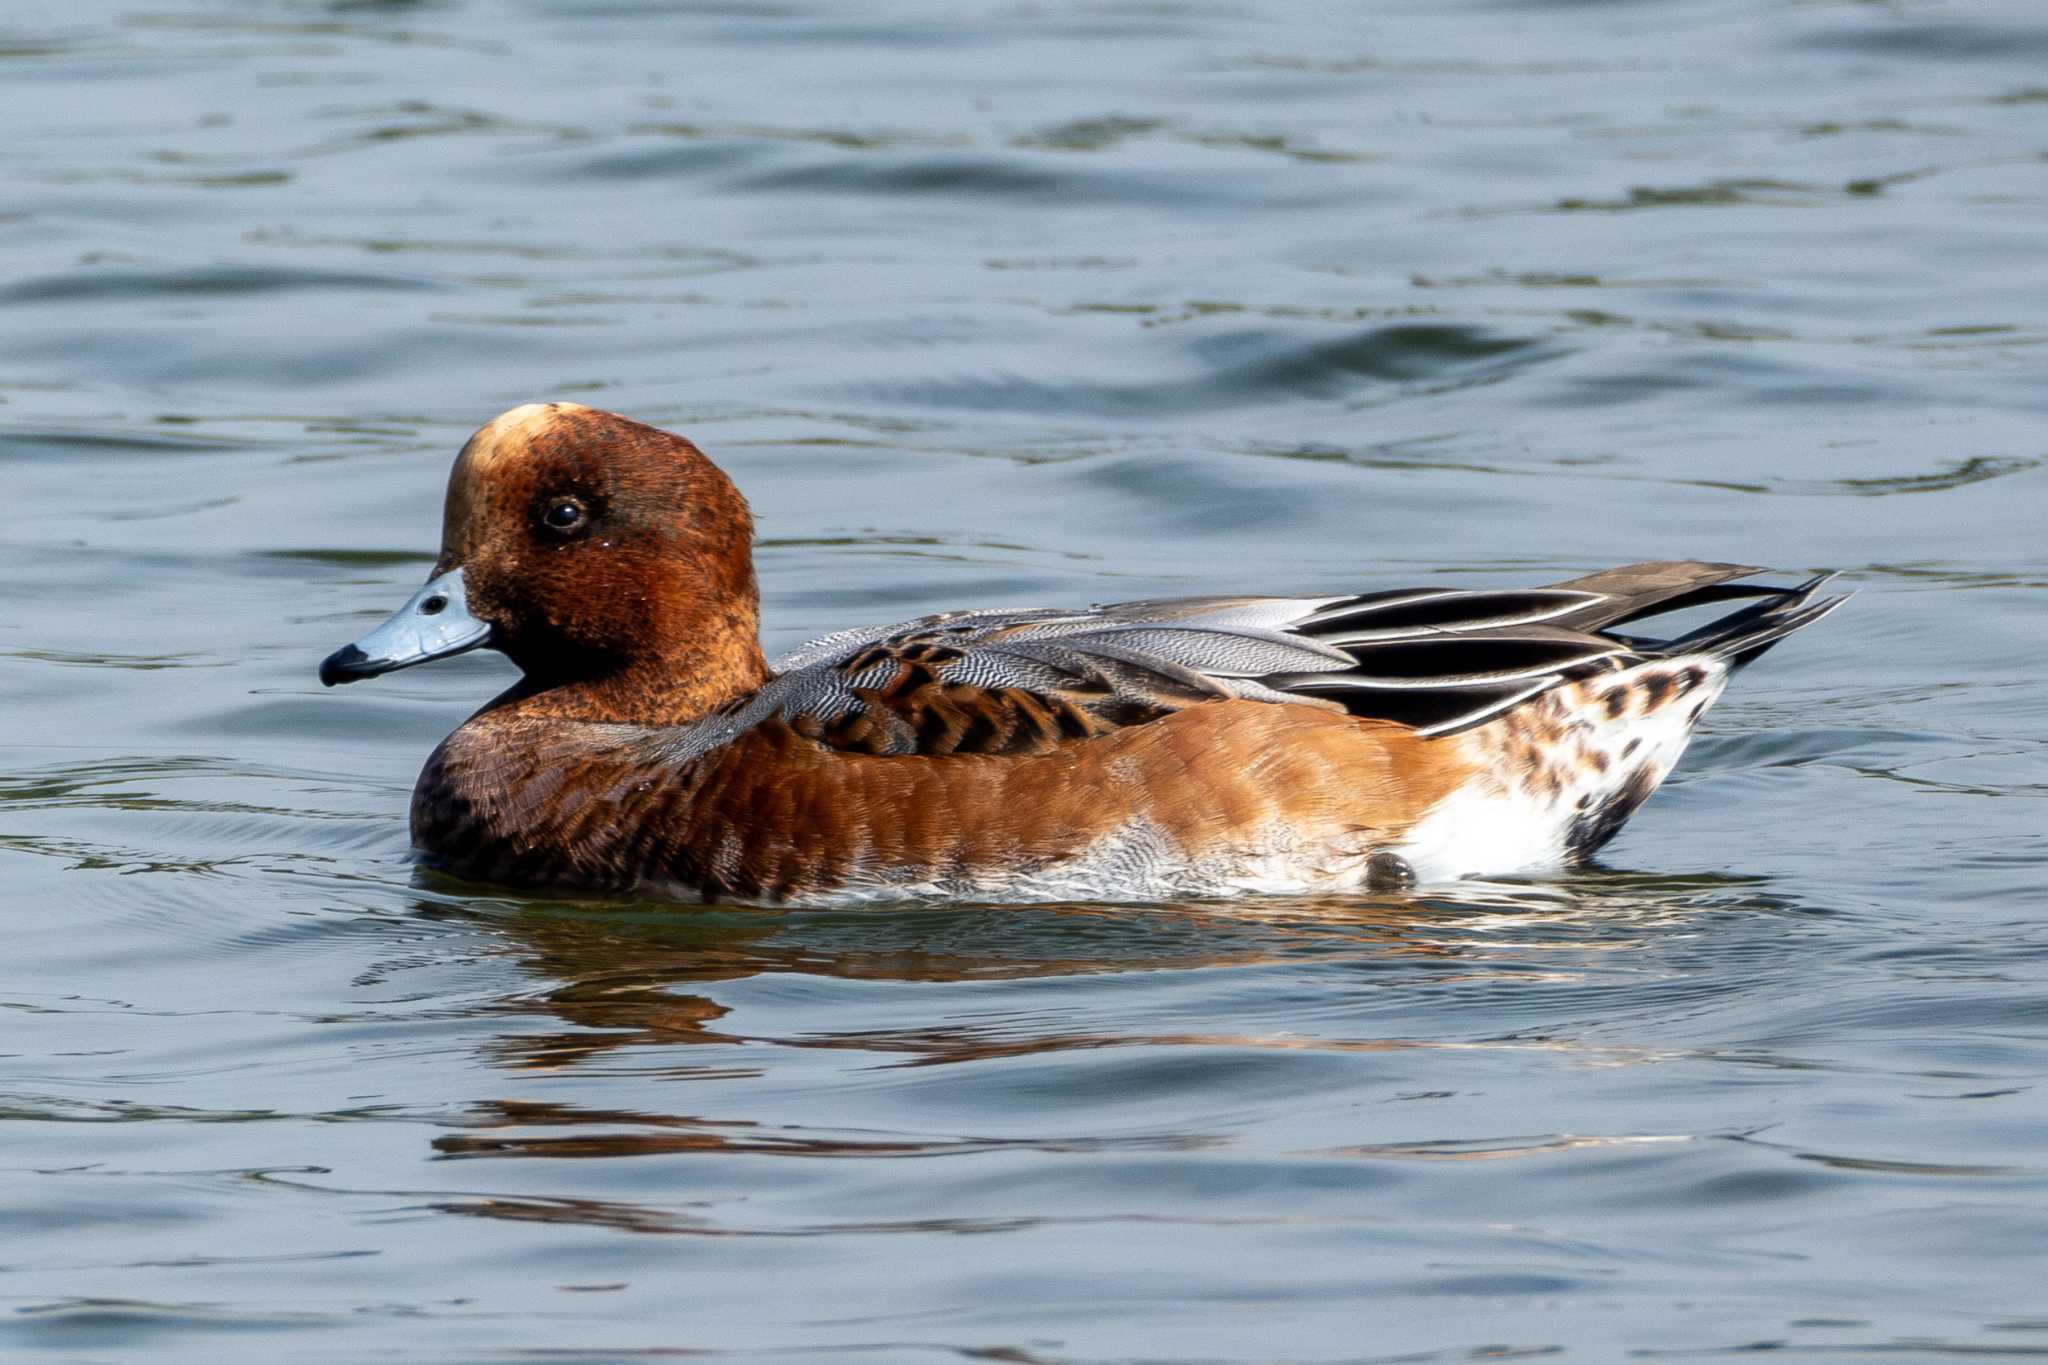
3,0,2046,1358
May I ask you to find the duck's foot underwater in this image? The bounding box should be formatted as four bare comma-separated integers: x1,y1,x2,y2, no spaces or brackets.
1366,851,1418,891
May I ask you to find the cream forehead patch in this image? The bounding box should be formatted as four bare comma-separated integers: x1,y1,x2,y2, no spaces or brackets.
461,401,598,474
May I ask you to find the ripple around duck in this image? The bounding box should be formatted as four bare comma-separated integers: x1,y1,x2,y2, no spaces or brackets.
0,425,263,457
1792,19,2048,62
730,151,1309,208
0,265,437,306
1199,322,1556,391
4,1300,346,1353
867,322,1561,419
557,140,771,183
1547,178,1840,213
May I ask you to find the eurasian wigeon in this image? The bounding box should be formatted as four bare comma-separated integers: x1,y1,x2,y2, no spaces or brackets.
321,402,1845,903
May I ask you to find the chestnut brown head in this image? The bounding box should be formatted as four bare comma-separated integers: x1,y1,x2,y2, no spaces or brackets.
320,403,769,720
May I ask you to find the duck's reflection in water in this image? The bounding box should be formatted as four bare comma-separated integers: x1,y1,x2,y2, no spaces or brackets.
402,870,1798,1188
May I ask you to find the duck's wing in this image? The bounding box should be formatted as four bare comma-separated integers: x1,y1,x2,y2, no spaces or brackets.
666,562,1825,761
664,601,1351,761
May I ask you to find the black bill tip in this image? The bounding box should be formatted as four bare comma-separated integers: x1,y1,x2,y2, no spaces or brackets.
320,643,376,687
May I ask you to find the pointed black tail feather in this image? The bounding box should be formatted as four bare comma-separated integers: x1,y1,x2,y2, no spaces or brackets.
1647,572,1847,667
1263,563,1846,737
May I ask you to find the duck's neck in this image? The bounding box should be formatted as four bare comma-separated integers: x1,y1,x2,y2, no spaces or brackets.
492,613,773,727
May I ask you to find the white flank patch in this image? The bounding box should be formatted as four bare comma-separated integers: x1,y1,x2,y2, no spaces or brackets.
1394,660,1732,882
1394,774,1574,883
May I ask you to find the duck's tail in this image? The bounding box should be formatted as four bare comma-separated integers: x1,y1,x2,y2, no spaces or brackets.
1389,567,1850,877
1543,560,1850,669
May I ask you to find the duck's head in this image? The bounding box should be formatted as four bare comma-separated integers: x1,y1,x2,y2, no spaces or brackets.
320,402,768,720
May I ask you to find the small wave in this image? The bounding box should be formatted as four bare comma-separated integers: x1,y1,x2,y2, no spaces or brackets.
0,265,433,306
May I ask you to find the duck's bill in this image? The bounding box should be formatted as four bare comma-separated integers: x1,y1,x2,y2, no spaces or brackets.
320,567,491,686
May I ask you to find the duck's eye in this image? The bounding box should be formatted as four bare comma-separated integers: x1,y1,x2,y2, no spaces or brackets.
541,497,587,535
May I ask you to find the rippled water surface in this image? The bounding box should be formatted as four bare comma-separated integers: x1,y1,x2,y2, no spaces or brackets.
5,1,2047,1359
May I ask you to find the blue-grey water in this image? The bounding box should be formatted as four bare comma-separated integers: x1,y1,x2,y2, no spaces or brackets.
3,1,2046,1360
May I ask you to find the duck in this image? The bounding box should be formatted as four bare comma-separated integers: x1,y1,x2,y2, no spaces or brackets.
320,402,1846,904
